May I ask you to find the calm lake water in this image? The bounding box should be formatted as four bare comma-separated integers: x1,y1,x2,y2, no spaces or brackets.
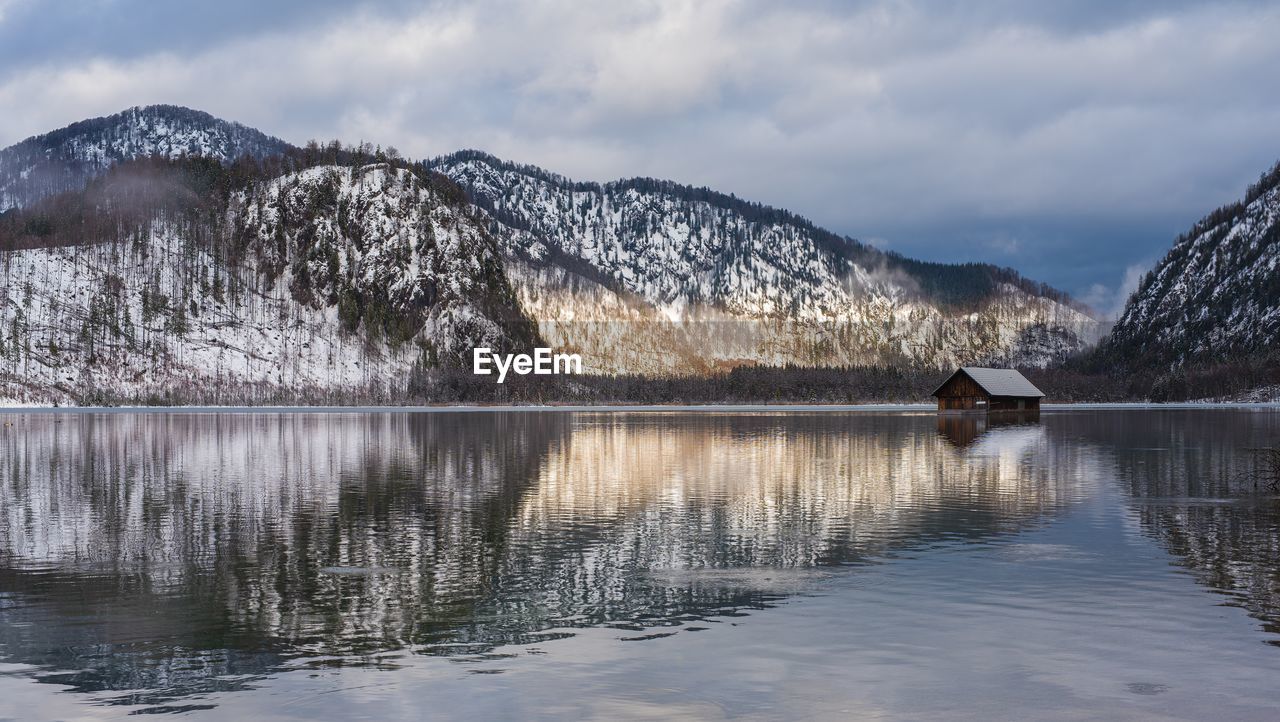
2,408,1280,720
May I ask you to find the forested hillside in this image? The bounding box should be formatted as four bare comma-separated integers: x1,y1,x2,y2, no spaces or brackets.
1093,161,1280,400
0,106,1116,404
430,150,1101,375
0,105,291,211
0,148,538,405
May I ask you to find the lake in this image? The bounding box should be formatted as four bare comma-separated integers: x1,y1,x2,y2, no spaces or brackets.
2,408,1280,720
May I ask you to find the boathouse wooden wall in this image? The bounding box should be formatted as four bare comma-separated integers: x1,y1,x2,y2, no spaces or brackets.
934,373,987,411
933,372,1042,412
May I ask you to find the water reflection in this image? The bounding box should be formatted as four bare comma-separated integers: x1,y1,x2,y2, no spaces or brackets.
1,409,1279,716
0,412,573,708
935,410,1041,449
1093,409,1280,642
0,411,1080,710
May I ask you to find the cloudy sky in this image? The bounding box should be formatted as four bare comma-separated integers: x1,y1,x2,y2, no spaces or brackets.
1,0,1278,313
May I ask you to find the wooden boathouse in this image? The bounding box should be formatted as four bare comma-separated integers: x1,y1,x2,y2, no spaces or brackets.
932,367,1044,413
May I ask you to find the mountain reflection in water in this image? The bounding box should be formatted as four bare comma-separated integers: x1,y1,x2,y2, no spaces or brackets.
0,408,1278,717
1097,409,1280,641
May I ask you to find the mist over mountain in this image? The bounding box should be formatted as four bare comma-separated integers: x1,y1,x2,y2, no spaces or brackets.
0,106,1105,403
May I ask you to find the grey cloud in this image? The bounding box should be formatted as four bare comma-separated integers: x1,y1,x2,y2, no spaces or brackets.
0,0,1277,299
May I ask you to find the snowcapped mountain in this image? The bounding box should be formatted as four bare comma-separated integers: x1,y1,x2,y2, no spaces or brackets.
430,151,1102,374
0,157,537,405
0,105,291,211
0,106,1108,402
1104,162,1280,370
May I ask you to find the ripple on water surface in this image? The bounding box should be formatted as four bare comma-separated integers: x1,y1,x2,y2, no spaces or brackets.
0,409,1279,718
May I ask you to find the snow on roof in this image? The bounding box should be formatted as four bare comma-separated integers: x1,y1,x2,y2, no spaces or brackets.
932,367,1045,398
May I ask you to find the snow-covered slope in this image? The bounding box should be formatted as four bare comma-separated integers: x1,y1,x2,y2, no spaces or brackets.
237,163,536,365
0,107,1110,402
0,160,538,405
431,151,1102,373
1106,162,1280,369
0,105,291,211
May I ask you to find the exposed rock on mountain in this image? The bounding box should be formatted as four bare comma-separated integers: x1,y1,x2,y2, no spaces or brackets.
238,162,537,366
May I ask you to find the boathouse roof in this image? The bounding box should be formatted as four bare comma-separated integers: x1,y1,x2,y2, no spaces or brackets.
931,367,1045,398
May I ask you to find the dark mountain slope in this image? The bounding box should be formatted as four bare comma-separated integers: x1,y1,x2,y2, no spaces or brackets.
1103,162,1280,370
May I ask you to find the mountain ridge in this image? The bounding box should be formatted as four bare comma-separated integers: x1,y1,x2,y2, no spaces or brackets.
428,150,1100,373
428,148,1087,314
0,105,292,212
0,105,1106,402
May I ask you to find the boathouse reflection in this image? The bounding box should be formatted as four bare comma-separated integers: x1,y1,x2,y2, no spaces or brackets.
936,410,1041,449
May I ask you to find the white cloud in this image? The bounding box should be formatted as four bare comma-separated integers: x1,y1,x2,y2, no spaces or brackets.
1081,261,1152,319
0,0,16,25
1113,262,1151,314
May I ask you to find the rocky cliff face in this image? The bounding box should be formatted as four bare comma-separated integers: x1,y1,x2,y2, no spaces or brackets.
236,162,537,366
